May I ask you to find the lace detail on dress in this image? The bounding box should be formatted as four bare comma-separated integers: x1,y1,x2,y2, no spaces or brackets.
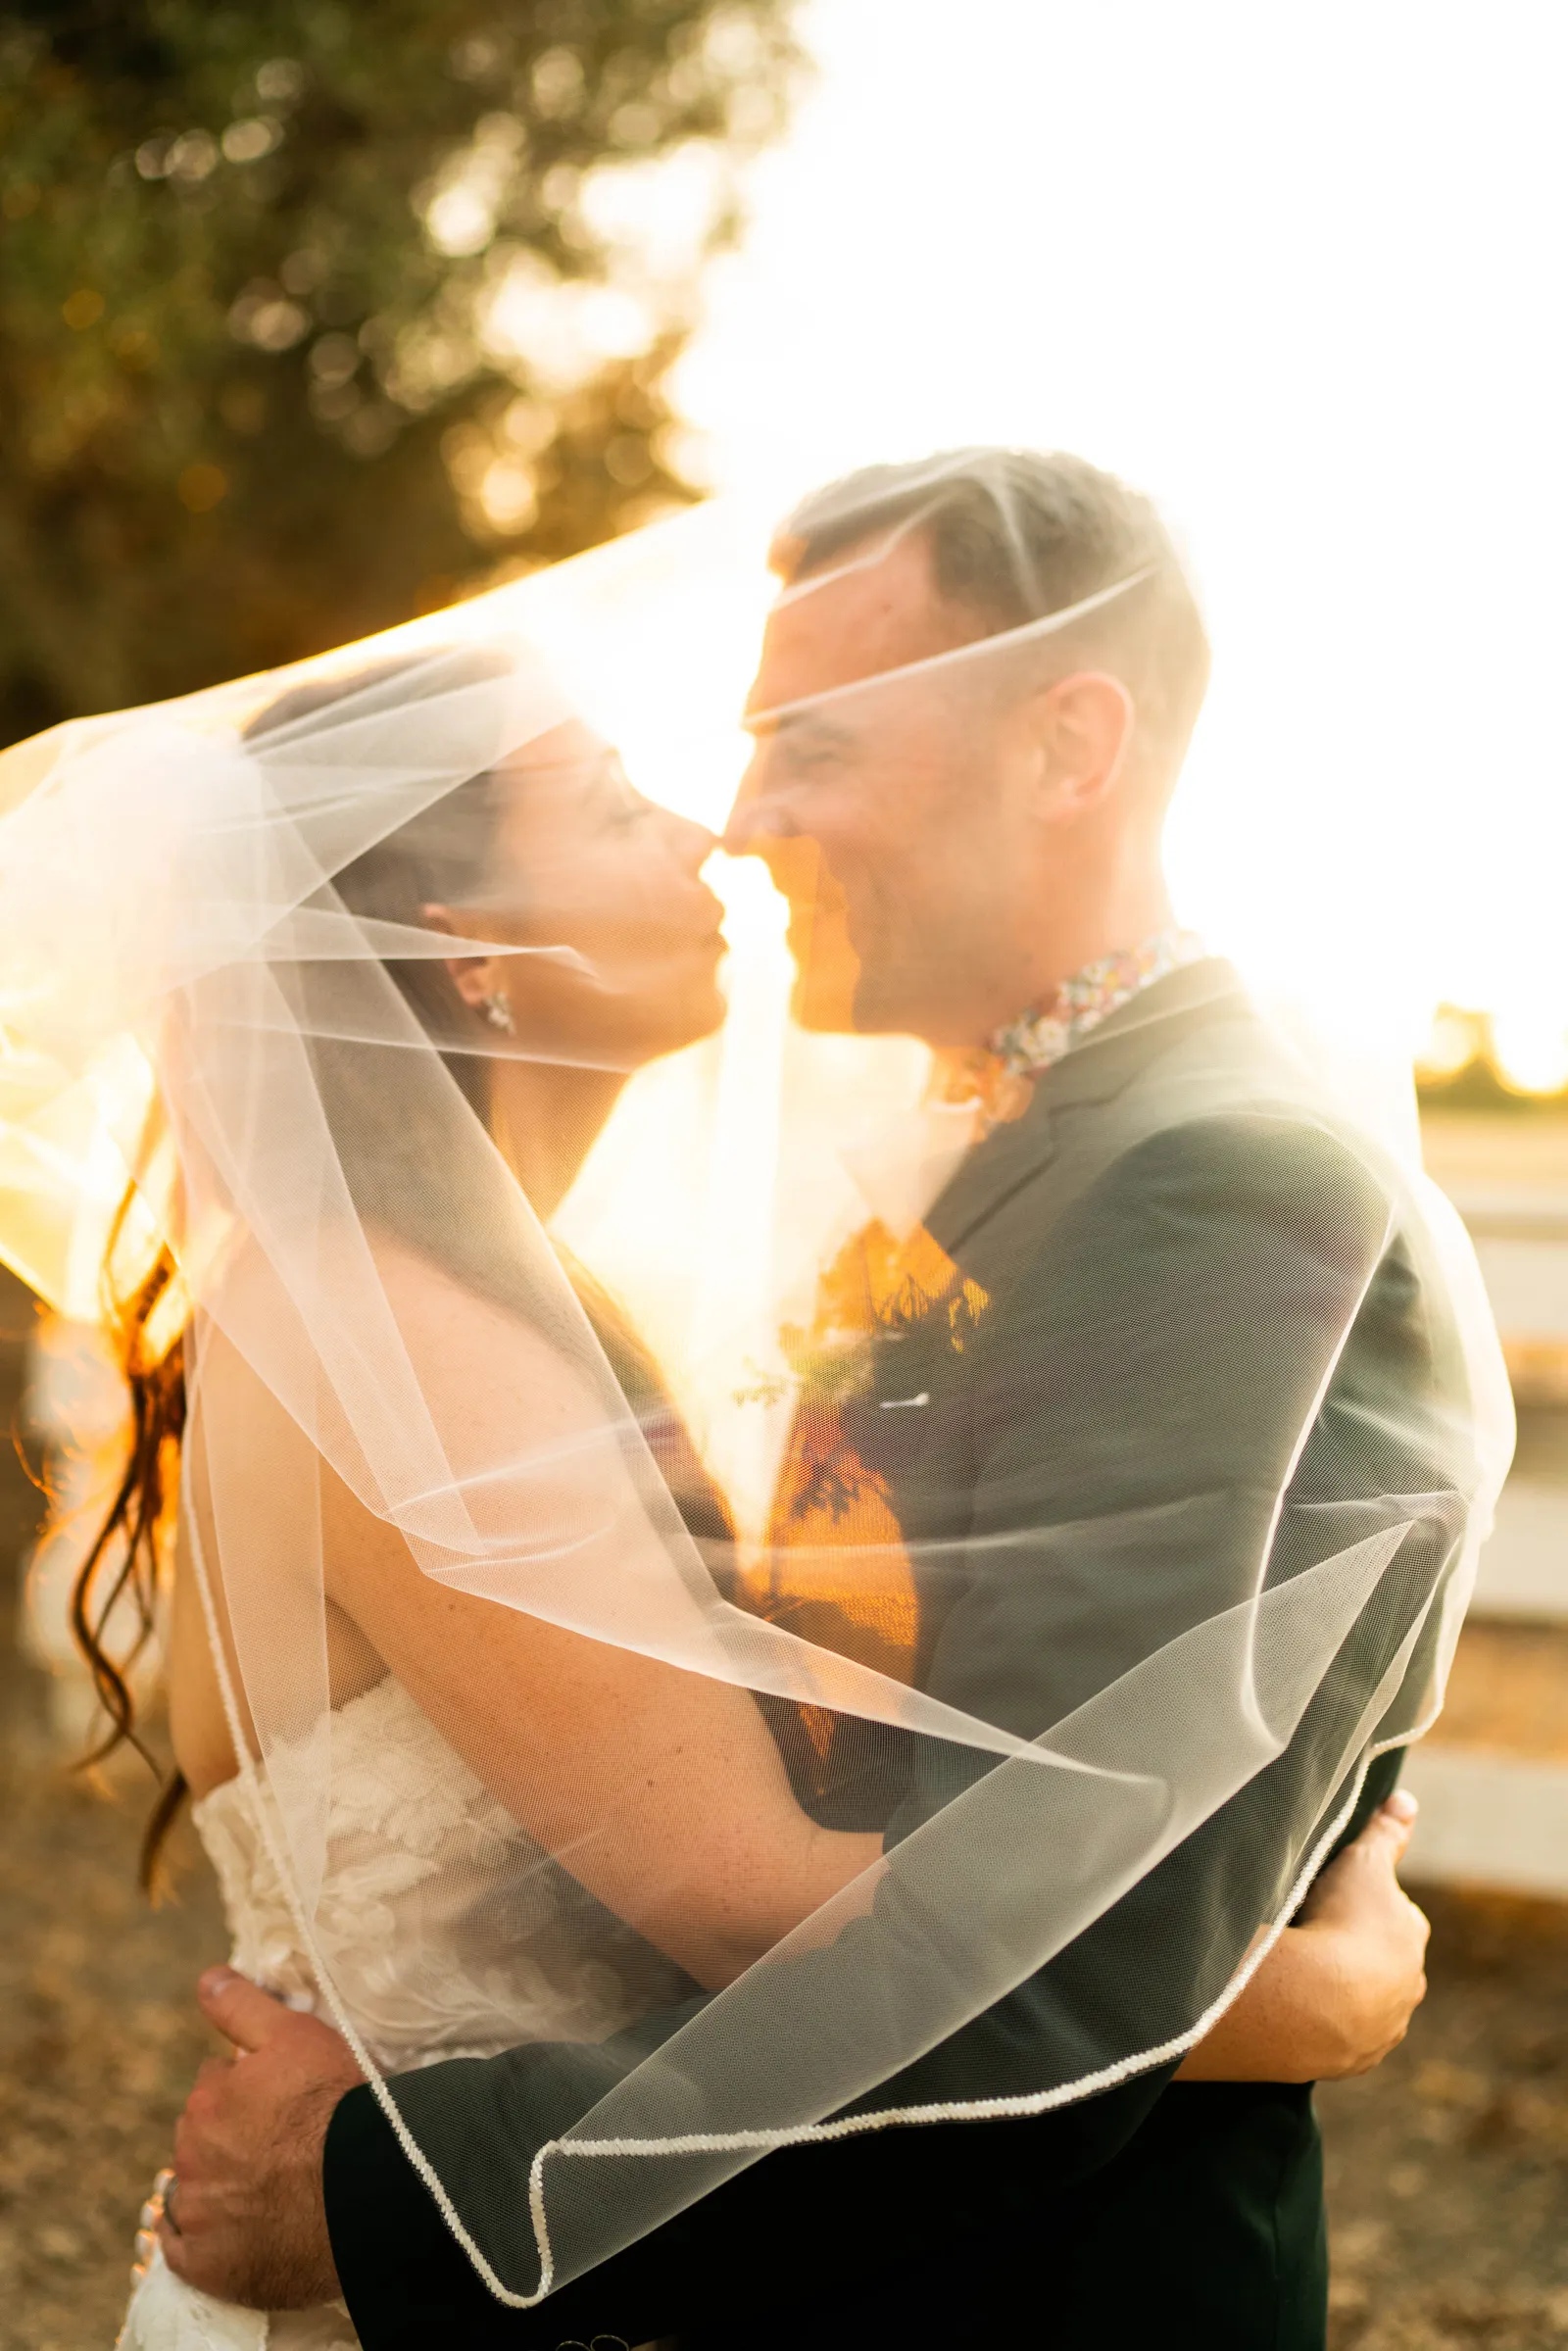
119,2246,354,2351
194,1673,664,2072
119,1674,681,2346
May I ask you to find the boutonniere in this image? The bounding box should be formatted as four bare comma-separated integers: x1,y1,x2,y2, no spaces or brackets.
737,1219,990,1426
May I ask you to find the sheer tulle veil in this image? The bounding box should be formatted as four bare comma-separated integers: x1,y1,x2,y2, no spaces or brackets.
0,459,1512,2307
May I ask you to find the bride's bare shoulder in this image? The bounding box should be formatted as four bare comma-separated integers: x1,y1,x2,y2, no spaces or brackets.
355,1229,612,1435
195,1228,611,1477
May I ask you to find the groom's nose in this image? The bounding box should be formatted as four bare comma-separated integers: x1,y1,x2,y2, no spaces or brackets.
721,750,784,858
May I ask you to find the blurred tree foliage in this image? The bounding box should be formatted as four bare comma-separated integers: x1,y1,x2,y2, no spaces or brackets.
0,0,799,745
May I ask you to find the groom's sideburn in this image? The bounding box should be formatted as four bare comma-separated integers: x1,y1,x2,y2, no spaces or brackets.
324,958,1468,2351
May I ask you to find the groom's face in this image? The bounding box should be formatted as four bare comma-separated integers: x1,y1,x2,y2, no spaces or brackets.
725,530,1016,1043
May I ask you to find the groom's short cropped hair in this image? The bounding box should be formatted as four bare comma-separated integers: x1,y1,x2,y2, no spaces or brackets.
771,448,1211,785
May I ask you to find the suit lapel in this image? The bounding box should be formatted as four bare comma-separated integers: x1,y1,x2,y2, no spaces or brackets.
925,958,1249,1264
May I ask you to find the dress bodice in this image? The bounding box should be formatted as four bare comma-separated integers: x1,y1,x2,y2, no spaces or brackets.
193,1671,669,2072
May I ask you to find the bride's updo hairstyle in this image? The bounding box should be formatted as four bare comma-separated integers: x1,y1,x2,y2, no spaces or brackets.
250,651,522,1132
70,653,727,1886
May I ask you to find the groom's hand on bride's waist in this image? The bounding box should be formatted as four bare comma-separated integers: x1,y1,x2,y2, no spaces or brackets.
159,1967,364,2310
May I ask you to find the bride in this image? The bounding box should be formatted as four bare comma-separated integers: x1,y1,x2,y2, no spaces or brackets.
85,654,886,2345
11,627,1430,2348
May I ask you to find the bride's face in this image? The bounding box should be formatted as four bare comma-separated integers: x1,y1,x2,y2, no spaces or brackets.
459,721,727,1069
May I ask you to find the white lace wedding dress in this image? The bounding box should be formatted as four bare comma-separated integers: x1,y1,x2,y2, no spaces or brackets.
119,1673,676,2348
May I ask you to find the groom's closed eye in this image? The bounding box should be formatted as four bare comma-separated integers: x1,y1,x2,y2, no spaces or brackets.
745,716,859,792
745,708,852,751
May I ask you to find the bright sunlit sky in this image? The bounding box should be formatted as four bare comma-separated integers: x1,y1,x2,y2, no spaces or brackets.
660,0,1568,1087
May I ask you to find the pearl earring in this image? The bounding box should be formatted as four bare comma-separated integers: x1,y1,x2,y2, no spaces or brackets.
479,992,515,1036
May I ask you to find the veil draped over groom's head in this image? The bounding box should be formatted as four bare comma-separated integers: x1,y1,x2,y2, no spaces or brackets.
0,454,1511,2311
773,447,1211,774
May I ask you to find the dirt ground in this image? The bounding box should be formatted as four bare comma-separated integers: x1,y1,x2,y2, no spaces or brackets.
1319,1893,1568,2350
0,1729,224,2351
1,1274,1565,2350
5,1708,1566,2350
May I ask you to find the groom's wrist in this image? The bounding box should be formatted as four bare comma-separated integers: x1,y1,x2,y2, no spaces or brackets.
321,2083,474,2347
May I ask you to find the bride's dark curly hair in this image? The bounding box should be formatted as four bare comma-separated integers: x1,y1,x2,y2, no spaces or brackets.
68,656,730,1891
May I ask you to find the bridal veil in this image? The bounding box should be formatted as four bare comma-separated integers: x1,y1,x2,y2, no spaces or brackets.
0,458,1513,2306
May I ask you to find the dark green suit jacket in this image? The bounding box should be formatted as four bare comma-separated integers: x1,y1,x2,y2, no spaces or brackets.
324,962,1474,2349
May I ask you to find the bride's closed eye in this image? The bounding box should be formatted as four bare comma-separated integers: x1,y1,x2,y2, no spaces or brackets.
577,747,655,829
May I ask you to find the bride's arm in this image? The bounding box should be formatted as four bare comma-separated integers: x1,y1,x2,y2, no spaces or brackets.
331,1523,879,1992
303,1252,881,1993
1175,1791,1429,2082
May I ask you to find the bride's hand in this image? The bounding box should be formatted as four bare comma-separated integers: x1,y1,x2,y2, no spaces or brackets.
1291,1789,1432,2075
1174,1790,1430,2083
158,1968,364,2309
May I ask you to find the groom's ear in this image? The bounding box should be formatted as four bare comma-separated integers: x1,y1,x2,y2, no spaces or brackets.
1027,672,1137,822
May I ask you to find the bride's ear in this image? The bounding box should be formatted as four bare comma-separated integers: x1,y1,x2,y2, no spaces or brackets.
420,902,501,1013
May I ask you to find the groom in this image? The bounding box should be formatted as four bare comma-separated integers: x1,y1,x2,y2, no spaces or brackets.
162,449,1461,2347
